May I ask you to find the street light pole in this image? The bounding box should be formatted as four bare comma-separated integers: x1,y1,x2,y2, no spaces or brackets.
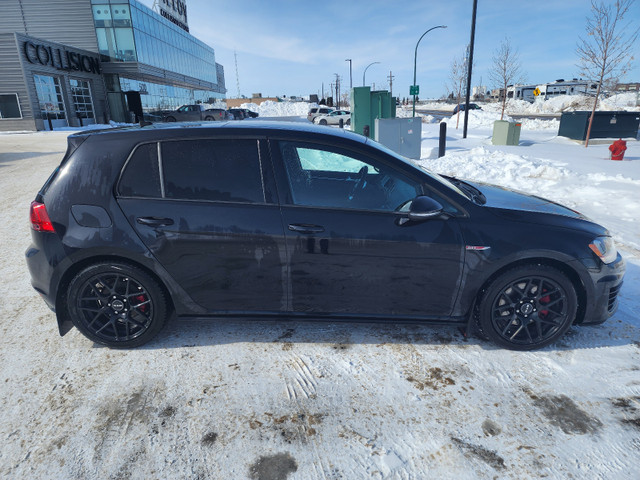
345,59,352,90
412,25,447,117
363,61,380,87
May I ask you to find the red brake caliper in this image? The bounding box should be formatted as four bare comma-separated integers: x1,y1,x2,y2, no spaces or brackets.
135,295,148,313
539,289,550,318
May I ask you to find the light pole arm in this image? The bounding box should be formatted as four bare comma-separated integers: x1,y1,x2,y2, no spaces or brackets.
412,25,446,117
363,62,380,87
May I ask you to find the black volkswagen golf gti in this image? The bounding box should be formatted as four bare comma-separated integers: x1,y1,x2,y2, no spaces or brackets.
26,122,625,350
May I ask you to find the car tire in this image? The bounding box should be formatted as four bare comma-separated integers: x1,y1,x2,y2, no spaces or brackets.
346,119,351,126
204,116,213,121
478,265,577,351
319,119,327,125
67,262,168,348
166,116,176,122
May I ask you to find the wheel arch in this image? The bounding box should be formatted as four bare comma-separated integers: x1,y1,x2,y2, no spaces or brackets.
468,256,588,333
55,255,176,336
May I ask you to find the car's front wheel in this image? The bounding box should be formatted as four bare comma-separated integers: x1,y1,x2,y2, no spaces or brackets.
319,119,327,125
67,262,168,348
478,265,577,350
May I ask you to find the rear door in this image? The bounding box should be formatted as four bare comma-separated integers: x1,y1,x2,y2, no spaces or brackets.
116,137,288,313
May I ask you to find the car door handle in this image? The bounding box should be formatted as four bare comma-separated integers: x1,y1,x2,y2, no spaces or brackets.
136,216,174,227
288,224,325,234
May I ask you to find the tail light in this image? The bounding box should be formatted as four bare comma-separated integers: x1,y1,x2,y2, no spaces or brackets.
30,201,55,232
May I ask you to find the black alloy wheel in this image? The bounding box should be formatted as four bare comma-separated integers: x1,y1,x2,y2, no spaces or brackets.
478,265,577,350
67,263,167,348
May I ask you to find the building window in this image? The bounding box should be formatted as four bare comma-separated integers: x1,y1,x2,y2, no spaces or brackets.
70,79,95,121
93,3,137,61
34,75,66,120
0,94,22,119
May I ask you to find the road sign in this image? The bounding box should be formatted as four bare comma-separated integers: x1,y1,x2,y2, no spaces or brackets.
410,85,419,96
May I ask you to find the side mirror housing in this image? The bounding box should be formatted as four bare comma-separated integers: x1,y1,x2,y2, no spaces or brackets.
407,195,444,221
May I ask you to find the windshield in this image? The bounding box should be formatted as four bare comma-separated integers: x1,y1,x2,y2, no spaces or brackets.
365,138,469,199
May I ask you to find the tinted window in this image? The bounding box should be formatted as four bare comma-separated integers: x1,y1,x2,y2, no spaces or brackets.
162,139,264,203
279,141,419,211
119,143,161,197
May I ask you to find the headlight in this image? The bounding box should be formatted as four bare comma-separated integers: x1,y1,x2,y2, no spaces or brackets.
589,236,617,264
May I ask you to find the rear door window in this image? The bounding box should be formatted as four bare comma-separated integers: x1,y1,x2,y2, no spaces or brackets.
161,139,265,203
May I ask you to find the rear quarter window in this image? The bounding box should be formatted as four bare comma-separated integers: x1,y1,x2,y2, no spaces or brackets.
118,143,162,198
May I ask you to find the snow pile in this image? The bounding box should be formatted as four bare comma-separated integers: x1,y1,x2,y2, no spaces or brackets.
482,93,640,116
240,100,310,117
416,147,570,190
416,143,640,250
600,92,640,111
518,117,560,131
444,110,511,128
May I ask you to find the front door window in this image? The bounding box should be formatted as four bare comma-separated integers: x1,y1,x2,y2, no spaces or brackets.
279,141,420,211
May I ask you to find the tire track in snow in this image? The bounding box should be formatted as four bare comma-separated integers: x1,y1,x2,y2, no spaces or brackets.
283,354,319,400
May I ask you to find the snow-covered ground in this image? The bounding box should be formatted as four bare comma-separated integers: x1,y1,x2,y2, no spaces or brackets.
1,110,639,479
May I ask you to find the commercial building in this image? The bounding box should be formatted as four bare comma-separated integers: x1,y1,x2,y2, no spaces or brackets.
0,0,226,131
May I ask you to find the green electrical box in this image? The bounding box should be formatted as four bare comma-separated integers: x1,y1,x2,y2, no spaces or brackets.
492,120,522,145
350,87,396,138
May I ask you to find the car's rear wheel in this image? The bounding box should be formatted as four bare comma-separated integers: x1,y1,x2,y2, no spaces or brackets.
67,262,168,348
204,116,214,121
346,119,351,126
166,116,176,122
478,265,577,350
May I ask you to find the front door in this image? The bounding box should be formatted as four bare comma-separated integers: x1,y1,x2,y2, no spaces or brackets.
272,140,465,318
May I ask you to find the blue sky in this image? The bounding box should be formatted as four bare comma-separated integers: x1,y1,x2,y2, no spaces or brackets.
141,0,640,99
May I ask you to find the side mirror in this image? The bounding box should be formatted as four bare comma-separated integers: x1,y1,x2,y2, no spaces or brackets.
407,195,443,221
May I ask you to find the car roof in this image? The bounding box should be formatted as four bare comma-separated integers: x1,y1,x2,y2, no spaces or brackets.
70,120,369,144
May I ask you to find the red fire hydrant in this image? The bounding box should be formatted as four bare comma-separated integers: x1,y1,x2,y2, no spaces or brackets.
609,139,627,161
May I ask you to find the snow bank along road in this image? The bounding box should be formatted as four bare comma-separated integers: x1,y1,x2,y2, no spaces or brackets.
0,126,639,480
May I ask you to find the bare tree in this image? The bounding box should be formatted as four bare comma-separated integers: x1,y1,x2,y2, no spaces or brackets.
489,38,523,120
577,0,639,147
449,49,469,129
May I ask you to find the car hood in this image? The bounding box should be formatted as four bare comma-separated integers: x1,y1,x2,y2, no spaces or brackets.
468,181,587,220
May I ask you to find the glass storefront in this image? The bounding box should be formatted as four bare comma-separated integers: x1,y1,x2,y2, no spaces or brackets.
90,0,225,122
70,79,96,124
119,77,223,119
90,0,218,85
34,74,68,130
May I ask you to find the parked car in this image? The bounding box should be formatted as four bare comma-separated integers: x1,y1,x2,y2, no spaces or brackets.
453,103,481,114
307,106,334,122
314,110,351,126
27,123,625,350
227,108,245,120
242,108,259,118
163,104,227,122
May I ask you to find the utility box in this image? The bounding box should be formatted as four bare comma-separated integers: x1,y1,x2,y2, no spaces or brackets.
350,87,396,139
375,117,422,159
558,111,640,140
492,120,522,145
